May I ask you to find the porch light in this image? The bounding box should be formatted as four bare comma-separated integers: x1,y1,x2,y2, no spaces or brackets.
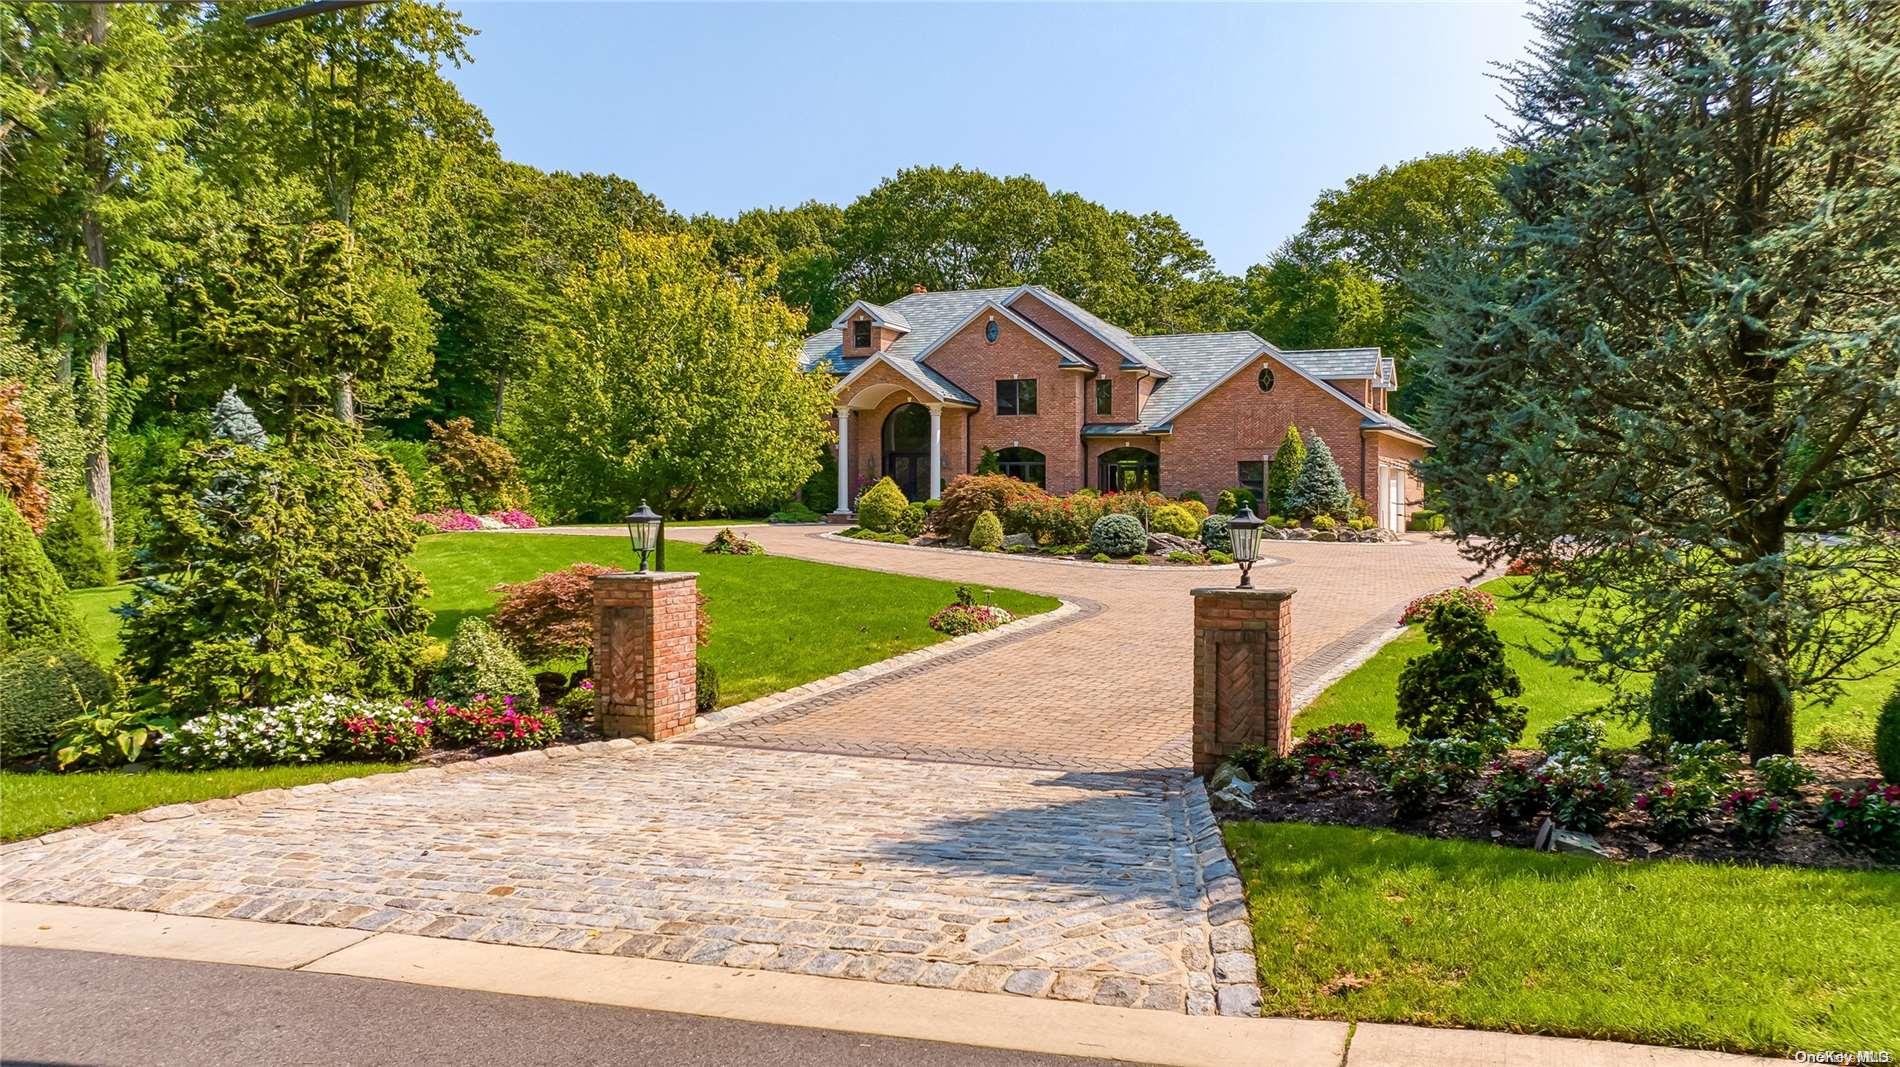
625,501,662,573
1228,503,1264,589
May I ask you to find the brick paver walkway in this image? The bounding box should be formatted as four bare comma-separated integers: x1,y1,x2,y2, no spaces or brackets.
2,525,1481,1017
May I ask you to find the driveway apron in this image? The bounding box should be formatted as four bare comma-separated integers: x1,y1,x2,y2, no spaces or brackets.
1,526,1481,1016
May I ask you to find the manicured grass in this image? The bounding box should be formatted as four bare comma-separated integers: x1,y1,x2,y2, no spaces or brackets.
70,534,1059,711
1225,821,1900,1055
1295,576,1898,750
0,764,402,842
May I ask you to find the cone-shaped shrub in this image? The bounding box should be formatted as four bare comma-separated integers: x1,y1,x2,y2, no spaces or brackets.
968,509,1004,550
0,495,86,654
1287,431,1349,520
1268,426,1306,516
856,476,908,533
40,494,115,589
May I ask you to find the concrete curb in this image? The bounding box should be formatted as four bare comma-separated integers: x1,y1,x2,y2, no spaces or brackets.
0,903,1780,1067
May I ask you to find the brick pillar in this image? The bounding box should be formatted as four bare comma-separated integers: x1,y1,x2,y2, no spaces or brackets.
591,571,699,741
1191,587,1294,775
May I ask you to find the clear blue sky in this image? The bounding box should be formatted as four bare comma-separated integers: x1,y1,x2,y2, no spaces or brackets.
447,2,1535,273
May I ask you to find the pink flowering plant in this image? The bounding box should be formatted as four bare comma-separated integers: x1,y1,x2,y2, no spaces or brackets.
489,509,539,529
1399,587,1497,625
928,586,1013,636
1818,782,1900,858
417,509,482,532
1723,788,1793,844
1634,777,1719,844
427,694,560,752
334,703,433,761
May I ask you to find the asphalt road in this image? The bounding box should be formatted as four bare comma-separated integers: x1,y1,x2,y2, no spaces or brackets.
0,947,1143,1067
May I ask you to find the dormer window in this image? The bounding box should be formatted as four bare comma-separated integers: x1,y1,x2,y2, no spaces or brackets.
853,319,872,349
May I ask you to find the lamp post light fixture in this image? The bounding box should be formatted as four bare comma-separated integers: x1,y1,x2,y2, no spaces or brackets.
625,501,663,573
1228,503,1264,589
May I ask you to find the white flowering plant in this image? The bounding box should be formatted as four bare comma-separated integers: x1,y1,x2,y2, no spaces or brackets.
162,694,420,769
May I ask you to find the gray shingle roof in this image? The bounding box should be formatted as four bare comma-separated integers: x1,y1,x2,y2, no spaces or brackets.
831,299,911,332
1018,285,1169,375
1127,332,1269,431
1279,347,1382,380
802,288,1023,406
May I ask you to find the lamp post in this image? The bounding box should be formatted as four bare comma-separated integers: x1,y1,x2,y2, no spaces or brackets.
1228,503,1264,589
624,501,662,573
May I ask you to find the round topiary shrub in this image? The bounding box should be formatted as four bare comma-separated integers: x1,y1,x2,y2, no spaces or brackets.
1089,513,1148,557
1150,505,1199,538
1647,626,1745,746
896,502,927,538
856,476,908,534
1176,498,1209,523
0,645,117,761
968,510,1004,550
1877,682,1900,784
1199,514,1232,553
430,617,537,703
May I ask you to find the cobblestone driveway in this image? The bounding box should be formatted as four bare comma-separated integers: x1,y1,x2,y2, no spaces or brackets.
2,526,1480,1016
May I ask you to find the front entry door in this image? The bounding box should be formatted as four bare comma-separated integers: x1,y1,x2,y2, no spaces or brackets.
885,452,928,501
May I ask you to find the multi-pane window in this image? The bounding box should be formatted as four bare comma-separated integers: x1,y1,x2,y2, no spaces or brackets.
1238,460,1265,502
996,447,1047,487
1094,379,1113,416
853,319,872,348
995,378,1038,416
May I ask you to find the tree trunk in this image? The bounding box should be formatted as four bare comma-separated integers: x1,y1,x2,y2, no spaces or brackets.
333,375,356,424
80,2,113,549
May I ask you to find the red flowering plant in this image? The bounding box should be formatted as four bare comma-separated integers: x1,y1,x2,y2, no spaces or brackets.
1818,782,1900,858
1399,587,1497,625
1288,723,1386,784
334,701,433,761
425,694,558,751
1722,788,1794,844
929,586,1013,636
1634,777,1719,844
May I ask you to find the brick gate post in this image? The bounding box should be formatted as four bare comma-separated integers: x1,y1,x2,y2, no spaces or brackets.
1190,587,1294,775
591,571,699,741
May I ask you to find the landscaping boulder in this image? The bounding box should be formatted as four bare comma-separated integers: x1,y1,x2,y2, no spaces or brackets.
1002,532,1036,550
1284,527,1311,541
1146,532,1199,556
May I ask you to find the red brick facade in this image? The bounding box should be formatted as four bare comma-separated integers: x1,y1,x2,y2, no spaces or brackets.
827,289,1430,528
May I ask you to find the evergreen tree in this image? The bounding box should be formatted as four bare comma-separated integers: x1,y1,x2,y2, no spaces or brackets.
40,495,116,590
1287,431,1349,520
0,495,87,654
1267,425,1306,517
210,387,269,448
1418,0,1900,758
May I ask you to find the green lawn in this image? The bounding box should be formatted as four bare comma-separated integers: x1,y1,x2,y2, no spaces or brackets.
1226,821,1900,1055
67,533,1059,711
1295,576,1897,750
1,763,403,842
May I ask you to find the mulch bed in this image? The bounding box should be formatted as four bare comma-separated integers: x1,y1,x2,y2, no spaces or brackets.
1224,749,1894,872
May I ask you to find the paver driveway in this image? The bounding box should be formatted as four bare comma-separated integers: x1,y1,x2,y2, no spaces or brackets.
1,526,1481,1017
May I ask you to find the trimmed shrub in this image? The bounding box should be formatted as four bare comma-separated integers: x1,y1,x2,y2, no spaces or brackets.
1399,587,1496,626
1150,505,1199,538
1408,509,1448,532
1179,490,1204,504
1877,683,1900,784
491,563,614,663
968,510,1004,550
1166,550,1203,564
431,618,538,703
0,495,86,654
40,494,114,589
1287,431,1349,519
428,416,525,512
1311,514,1337,531
1215,489,1239,515
856,476,908,533
895,502,928,538
1089,513,1147,557
1176,498,1209,523
696,661,719,714
1199,514,1232,552
1128,554,1149,565
768,502,823,524
975,446,1001,475
1396,599,1526,748
0,645,116,760
1647,624,1745,745
1208,549,1234,564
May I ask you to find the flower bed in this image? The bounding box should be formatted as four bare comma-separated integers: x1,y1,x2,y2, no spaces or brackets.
1217,725,1896,871
158,692,567,770
416,509,539,533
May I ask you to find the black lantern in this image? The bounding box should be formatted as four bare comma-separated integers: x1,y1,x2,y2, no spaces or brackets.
1228,503,1264,589
625,501,662,573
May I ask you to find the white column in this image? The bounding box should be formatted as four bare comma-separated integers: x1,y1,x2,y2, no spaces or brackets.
834,406,851,514
928,404,943,501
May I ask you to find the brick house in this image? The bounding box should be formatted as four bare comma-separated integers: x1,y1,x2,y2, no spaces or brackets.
806,284,1432,533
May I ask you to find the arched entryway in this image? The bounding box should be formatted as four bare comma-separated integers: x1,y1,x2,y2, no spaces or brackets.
995,447,1046,488
881,403,932,501
1098,447,1160,493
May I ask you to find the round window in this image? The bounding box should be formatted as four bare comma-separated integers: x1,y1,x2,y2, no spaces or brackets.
985,320,1000,344
1257,365,1275,392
